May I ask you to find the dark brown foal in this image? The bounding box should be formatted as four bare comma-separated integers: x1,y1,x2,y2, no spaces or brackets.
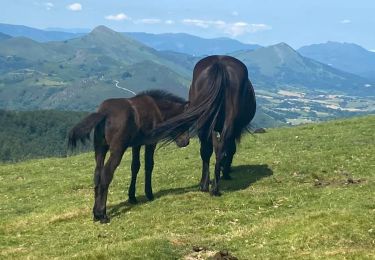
69,90,189,223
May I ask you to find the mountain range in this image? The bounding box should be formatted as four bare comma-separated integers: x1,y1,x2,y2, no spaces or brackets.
234,43,373,95
0,23,83,42
0,26,190,111
1,23,374,81
298,42,375,81
0,24,374,126
126,32,261,56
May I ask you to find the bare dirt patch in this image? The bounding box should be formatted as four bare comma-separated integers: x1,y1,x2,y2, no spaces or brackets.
184,246,238,260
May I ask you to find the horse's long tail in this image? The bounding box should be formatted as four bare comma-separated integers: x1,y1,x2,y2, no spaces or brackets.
150,62,227,143
68,112,106,149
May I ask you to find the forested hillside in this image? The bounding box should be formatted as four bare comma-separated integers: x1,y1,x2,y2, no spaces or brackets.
0,110,90,162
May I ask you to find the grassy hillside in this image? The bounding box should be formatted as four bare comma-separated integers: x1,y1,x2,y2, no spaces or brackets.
1,116,374,259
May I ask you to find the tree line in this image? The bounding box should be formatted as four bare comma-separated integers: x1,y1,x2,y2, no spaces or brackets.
0,110,92,162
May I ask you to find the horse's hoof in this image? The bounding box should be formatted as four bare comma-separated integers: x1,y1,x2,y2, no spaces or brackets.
210,190,222,197
146,194,154,201
128,197,138,204
100,216,110,224
93,214,110,223
199,186,209,192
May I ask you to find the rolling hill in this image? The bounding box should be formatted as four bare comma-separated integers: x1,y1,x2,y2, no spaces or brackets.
1,115,374,258
299,42,375,81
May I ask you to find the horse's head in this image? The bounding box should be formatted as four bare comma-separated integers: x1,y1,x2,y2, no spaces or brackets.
174,131,190,147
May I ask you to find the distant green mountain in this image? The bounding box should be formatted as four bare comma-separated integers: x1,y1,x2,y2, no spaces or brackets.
0,32,11,40
126,32,261,56
298,41,375,81
0,26,190,111
233,43,375,96
0,23,82,42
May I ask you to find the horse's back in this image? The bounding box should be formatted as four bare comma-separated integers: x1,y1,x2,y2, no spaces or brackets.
191,55,256,135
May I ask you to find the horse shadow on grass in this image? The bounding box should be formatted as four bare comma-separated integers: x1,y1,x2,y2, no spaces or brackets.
108,164,272,219
221,164,273,191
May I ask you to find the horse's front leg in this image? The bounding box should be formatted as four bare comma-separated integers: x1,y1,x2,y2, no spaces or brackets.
128,146,141,204
144,144,156,201
93,147,126,223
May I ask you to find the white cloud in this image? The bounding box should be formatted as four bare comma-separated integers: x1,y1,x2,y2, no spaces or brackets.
232,11,239,16
340,19,351,24
165,20,175,25
135,18,162,24
182,19,226,29
45,2,54,10
182,19,271,36
67,3,82,11
105,13,130,21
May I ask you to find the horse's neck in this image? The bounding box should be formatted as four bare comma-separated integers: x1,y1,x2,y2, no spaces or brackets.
156,101,182,120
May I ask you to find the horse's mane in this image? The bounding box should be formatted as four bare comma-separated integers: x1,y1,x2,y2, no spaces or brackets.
137,89,186,104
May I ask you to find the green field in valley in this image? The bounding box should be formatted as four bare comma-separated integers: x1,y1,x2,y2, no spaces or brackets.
0,116,374,259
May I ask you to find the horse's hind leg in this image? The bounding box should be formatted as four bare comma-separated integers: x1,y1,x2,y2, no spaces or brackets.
93,128,109,211
128,146,141,204
93,146,126,223
211,136,224,196
199,132,213,192
222,138,236,180
144,144,156,201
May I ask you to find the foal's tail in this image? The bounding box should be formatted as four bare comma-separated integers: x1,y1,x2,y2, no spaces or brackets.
149,62,227,143
68,112,106,149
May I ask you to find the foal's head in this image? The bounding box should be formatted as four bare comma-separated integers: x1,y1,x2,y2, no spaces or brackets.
141,90,191,147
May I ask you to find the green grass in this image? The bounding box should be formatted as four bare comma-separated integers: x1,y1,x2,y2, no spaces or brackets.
1,116,374,259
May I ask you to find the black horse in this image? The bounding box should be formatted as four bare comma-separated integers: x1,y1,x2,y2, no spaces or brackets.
150,55,256,196
68,90,189,223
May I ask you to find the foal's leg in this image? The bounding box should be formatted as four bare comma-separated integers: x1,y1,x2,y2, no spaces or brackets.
222,138,236,180
93,128,108,216
93,144,109,210
145,144,156,201
93,146,126,223
128,146,141,204
199,132,213,192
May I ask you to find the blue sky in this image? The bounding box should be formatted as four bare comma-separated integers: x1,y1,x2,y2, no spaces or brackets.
1,0,374,50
